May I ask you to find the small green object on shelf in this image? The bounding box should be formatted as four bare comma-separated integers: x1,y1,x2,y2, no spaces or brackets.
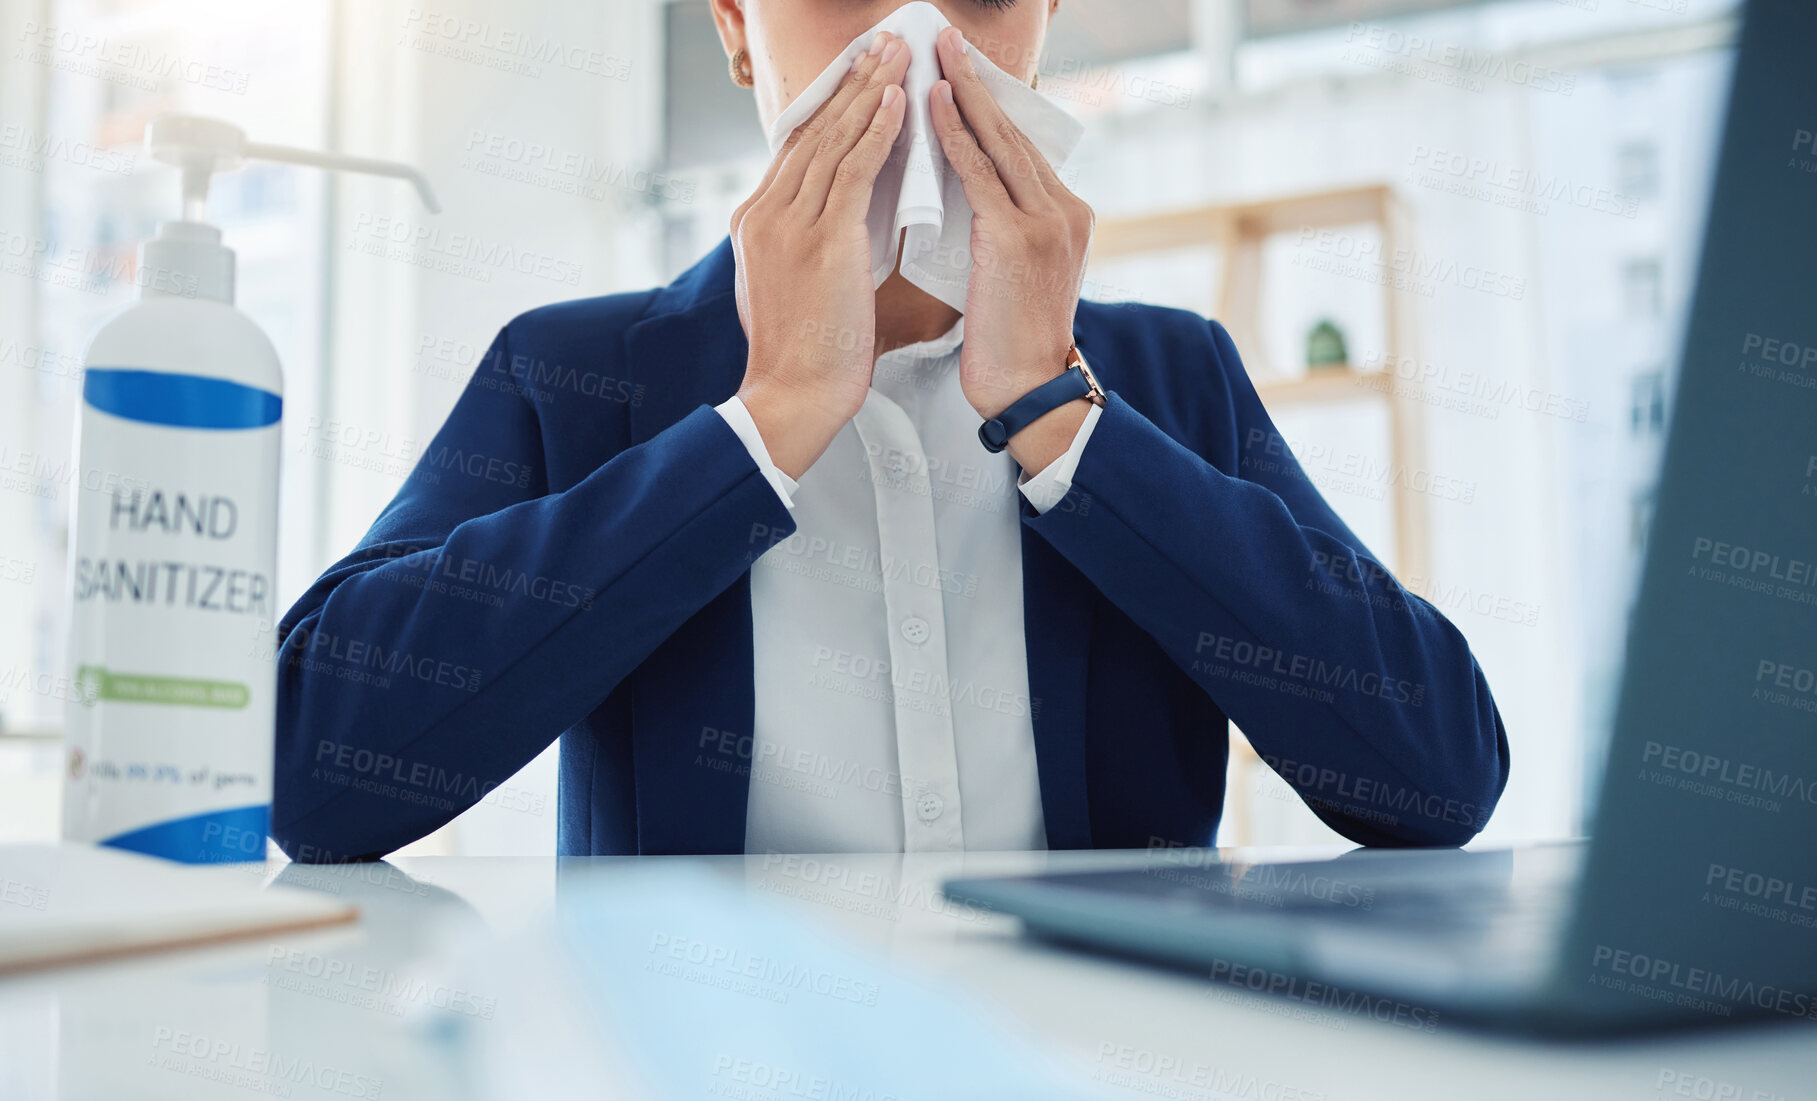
1307,319,1348,373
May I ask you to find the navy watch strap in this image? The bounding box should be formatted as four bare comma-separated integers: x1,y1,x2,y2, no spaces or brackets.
978,366,1092,454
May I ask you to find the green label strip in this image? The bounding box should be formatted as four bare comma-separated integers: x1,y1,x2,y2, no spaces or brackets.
75,665,249,709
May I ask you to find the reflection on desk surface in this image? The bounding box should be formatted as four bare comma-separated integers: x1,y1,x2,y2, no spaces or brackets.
0,847,1813,1101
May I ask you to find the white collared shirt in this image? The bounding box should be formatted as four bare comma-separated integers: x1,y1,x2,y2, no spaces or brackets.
714,317,1102,853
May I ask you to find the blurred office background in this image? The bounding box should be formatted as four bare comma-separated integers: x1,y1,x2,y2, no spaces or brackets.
0,0,1739,854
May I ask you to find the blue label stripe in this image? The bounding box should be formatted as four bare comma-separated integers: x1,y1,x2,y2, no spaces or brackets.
100,803,270,864
84,368,281,430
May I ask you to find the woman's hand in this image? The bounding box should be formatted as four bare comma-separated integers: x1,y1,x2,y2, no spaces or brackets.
731,32,911,482
929,26,1097,473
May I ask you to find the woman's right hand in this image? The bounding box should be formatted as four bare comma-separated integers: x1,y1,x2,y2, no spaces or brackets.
731,31,910,481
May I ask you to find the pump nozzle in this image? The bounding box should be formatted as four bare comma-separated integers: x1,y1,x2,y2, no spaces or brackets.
243,141,441,215
145,113,440,215
139,114,440,303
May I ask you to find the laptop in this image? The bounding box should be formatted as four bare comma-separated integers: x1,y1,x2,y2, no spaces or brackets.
944,0,1817,1035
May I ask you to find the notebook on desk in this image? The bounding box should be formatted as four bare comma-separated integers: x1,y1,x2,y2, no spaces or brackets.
0,843,357,974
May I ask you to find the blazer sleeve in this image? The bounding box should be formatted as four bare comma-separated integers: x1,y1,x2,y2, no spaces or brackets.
1021,317,1510,847
271,320,795,861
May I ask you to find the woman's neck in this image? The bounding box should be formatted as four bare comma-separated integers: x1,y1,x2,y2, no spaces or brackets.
872,231,962,359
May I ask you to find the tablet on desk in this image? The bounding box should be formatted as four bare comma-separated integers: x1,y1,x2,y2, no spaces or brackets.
0,843,358,975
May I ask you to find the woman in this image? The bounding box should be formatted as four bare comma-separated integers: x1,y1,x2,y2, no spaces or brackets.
271,0,1510,863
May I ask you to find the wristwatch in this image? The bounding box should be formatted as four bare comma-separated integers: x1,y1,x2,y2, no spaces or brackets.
977,344,1107,454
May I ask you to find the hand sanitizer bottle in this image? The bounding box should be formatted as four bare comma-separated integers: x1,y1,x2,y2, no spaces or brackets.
62,114,438,863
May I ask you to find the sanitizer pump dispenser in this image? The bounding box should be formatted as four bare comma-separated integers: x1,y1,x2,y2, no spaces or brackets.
63,114,437,863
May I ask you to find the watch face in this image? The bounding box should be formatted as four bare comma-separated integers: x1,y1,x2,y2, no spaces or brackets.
1074,351,1107,403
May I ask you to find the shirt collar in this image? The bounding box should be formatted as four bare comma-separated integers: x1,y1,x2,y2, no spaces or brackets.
876,314,965,364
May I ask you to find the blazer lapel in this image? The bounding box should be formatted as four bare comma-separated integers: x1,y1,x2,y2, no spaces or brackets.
625,237,745,445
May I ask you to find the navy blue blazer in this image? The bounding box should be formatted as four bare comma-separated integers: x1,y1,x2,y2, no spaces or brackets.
271,236,1510,861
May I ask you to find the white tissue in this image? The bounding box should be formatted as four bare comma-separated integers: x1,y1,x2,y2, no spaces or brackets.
764,1,1085,314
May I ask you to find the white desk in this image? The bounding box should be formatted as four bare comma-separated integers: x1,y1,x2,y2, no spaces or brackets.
1,848,1812,1100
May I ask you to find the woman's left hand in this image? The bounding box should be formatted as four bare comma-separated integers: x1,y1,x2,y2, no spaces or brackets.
930,26,1095,445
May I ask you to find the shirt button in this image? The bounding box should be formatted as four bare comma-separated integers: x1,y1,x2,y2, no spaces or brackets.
899,616,930,645
916,792,945,822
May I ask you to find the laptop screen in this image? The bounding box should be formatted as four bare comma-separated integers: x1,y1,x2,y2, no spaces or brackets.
1561,0,1817,1024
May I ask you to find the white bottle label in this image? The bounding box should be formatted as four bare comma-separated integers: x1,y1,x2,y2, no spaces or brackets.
63,367,280,863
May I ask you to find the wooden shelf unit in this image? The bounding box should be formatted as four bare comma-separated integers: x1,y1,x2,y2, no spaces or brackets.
1091,183,1430,583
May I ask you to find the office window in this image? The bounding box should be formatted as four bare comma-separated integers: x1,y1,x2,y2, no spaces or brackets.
1630,371,1666,435
1622,258,1664,319
1617,141,1661,200
1630,489,1657,554
1604,65,1660,99
5,0,333,736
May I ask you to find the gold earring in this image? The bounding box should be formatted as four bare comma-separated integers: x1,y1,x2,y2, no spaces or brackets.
730,47,754,88
1031,71,1040,90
